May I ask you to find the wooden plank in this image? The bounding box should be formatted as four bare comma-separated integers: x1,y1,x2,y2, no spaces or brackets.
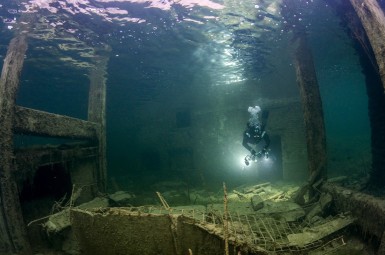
14,106,99,140
0,35,31,254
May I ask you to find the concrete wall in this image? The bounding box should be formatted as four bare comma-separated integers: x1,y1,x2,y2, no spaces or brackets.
125,95,308,186
268,102,308,180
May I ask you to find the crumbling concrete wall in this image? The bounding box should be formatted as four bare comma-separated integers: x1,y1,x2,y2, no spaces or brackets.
122,96,308,185
322,183,385,245
268,103,308,181
70,158,99,204
71,209,237,255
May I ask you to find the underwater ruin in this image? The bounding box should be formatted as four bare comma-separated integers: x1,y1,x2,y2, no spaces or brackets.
1,0,385,254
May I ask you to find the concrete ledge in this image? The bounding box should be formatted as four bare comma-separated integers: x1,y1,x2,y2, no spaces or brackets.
322,182,385,240
14,106,99,140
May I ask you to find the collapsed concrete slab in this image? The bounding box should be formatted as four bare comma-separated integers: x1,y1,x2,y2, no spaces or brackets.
70,208,242,255
287,215,355,247
31,182,381,254
67,203,354,255
256,200,305,222
322,182,385,241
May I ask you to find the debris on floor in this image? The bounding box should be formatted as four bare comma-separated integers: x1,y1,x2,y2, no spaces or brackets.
34,179,378,254
287,214,355,247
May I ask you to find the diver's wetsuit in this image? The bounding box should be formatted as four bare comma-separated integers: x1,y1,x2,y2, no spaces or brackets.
242,122,270,155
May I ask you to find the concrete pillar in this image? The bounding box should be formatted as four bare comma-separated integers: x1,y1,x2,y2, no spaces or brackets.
88,49,110,192
293,33,327,183
349,0,385,92
0,35,32,254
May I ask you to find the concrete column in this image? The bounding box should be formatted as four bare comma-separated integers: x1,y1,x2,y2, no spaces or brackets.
88,49,110,192
0,35,32,254
293,34,327,183
349,0,385,92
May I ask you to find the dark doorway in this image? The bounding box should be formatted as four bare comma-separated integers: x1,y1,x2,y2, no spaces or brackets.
20,163,72,205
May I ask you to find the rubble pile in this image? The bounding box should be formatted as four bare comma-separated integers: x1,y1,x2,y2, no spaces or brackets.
36,179,377,254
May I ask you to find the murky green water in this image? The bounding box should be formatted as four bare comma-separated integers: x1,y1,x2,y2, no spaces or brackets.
0,0,377,191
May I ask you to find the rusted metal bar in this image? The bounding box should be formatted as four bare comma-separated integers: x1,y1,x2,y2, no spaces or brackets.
0,35,32,254
88,50,110,192
14,106,99,140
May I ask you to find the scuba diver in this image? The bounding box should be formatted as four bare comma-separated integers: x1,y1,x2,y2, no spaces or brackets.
242,106,270,166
